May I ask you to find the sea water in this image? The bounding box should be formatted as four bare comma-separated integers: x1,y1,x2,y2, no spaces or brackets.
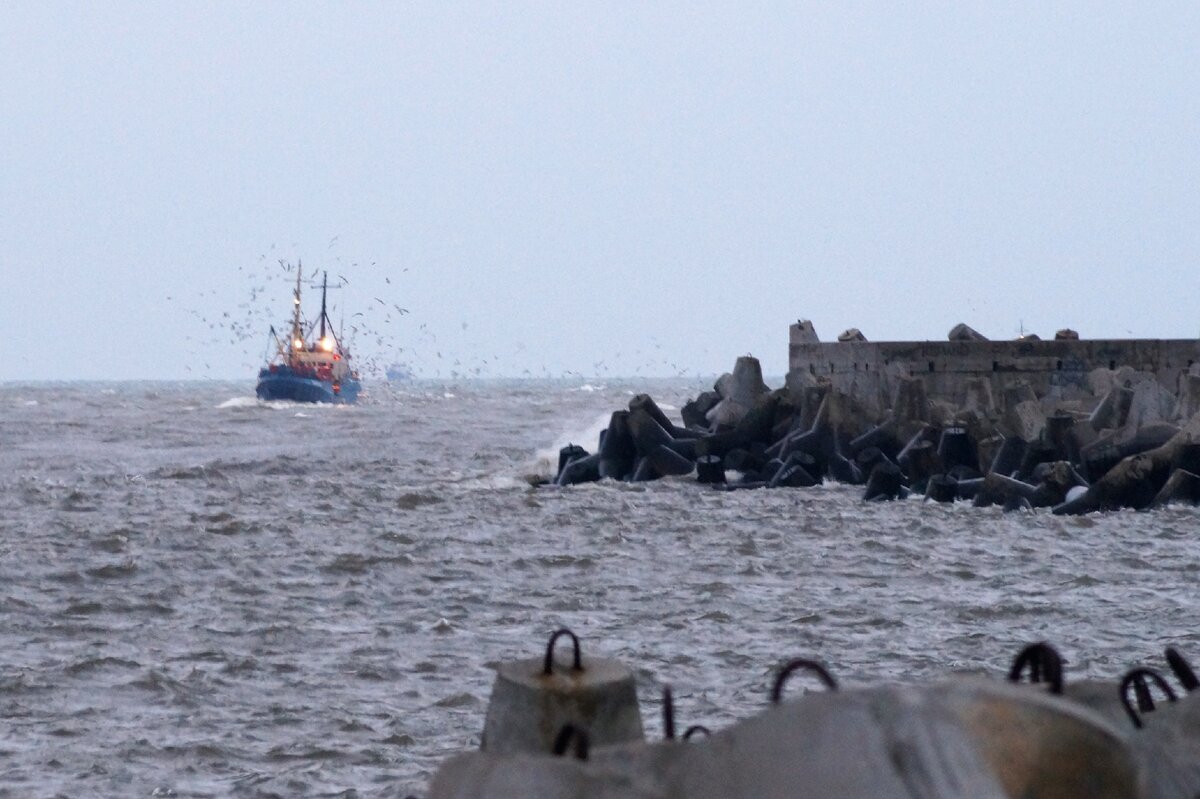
1,380,1198,797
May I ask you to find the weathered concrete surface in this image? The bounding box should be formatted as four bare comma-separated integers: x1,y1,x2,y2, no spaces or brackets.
791,318,820,344
962,376,996,415
1054,414,1200,514
788,328,1200,413
1003,399,1046,441
706,356,769,429
481,651,644,756
1149,468,1200,508
1126,375,1177,429
1130,693,1200,798
945,679,1136,799
434,679,1138,799
1178,374,1200,421
429,749,667,799
949,323,989,342
1061,679,1140,732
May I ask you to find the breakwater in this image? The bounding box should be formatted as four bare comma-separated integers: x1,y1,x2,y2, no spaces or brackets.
549,337,1200,513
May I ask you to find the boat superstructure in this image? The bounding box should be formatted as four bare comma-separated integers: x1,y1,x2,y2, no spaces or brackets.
255,267,362,403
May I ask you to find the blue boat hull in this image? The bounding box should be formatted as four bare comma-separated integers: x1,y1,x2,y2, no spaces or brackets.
255,370,362,404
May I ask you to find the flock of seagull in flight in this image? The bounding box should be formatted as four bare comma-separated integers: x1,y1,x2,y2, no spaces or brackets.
170,241,711,382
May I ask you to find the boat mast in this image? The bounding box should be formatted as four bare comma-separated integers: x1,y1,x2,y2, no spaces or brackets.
290,260,304,363
319,271,328,341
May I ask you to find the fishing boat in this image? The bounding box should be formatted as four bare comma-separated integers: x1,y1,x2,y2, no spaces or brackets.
256,268,362,404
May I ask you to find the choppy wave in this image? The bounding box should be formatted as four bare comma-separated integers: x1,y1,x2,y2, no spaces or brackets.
532,411,615,476
0,379,1197,797
216,396,262,409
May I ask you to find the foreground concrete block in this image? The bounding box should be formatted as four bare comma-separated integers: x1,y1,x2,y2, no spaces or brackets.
435,679,1137,799
481,629,644,756
1131,693,1200,798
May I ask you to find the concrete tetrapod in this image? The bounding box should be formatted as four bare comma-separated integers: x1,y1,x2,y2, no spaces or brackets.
557,444,589,478
1148,469,1200,508
557,453,602,487
598,411,637,481
706,356,770,428
694,454,725,485
431,678,1138,799
480,629,644,756
862,461,906,501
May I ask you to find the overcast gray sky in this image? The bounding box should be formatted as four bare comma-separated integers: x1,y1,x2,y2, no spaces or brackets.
3,2,1198,381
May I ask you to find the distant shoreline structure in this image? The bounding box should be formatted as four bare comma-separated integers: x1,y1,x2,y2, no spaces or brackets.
385,362,415,382
789,320,1200,416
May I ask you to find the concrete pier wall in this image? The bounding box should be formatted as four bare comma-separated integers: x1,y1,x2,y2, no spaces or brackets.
788,323,1200,412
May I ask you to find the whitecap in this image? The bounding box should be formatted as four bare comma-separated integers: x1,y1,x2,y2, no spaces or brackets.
216,397,261,409
532,411,613,476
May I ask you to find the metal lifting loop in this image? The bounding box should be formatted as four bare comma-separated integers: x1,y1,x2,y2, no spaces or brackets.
1120,667,1178,729
1165,646,1200,692
552,723,590,760
662,685,676,741
682,725,711,740
770,658,838,704
542,628,583,676
1007,642,1064,695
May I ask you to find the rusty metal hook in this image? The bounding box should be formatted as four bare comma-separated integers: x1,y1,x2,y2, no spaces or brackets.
682,725,711,740
1121,667,1178,729
1007,642,1064,695
552,723,590,760
1165,646,1200,692
662,685,676,741
771,658,838,704
543,628,583,676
